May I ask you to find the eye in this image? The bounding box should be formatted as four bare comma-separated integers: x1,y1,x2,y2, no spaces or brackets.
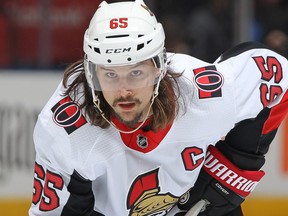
105,72,118,78
130,70,142,77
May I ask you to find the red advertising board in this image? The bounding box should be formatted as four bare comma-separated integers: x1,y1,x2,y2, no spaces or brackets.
1,0,102,68
0,14,10,66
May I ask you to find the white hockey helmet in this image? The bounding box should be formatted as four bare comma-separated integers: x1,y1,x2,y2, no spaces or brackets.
83,0,166,91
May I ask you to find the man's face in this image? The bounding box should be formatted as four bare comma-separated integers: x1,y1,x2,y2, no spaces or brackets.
96,60,159,126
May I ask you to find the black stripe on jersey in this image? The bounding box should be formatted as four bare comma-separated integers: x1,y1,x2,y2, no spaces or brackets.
61,170,104,216
216,108,275,171
225,107,277,155
227,90,288,155
217,41,268,63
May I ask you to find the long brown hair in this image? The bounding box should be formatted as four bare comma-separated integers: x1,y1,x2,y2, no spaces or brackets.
62,59,184,131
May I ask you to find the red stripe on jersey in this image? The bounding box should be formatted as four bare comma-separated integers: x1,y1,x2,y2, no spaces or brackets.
262,91,288,135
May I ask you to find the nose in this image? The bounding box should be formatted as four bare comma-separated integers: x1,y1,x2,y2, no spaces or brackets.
118,78,132,97
118,87,132,97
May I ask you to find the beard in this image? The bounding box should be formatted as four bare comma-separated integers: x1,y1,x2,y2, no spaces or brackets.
111,96,144,128
112,110,143,128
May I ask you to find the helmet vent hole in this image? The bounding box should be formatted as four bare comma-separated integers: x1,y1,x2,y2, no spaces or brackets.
88,45,92,49
138,34,144,38
94,47,100,54
107,59,112,63
147,40,152,44
137,43,144,50
127,58,132,61
106,34,129,39
94,38,99,41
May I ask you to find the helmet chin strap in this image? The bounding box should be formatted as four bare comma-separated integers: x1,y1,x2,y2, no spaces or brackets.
91,72,162,134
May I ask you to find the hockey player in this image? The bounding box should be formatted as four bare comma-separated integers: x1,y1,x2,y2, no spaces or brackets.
29,0,288,215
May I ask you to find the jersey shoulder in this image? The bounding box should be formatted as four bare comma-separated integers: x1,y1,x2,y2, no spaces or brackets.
34,82,123,179
217,41,268,63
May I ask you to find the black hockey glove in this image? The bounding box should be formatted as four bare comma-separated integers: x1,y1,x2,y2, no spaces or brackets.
177,145,265,216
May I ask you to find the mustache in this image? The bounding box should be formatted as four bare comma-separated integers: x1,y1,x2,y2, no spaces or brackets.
112,96,141,107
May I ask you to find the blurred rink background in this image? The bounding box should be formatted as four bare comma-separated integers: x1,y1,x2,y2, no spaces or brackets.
0,0,288,215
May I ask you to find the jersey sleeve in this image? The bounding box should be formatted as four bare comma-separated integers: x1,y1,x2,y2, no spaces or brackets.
29,154,69,215
29,153,100,216
214,42,288,159
29,116,71,216
216,42,288,124
28,83,103,216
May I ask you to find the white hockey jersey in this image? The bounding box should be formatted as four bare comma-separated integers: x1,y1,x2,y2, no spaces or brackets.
29,42,288,216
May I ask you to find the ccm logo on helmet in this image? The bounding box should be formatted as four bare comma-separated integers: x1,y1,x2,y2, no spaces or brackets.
193,66,224,99
106,47,131,54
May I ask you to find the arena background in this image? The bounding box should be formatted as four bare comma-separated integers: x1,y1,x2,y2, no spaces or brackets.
1,0,288,215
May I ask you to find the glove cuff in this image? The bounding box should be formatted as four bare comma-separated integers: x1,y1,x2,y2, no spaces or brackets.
203,145,265,197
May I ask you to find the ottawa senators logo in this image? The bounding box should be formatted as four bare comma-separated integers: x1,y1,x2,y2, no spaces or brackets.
127,168,179,216
193,65,223,99
51,96,87,134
